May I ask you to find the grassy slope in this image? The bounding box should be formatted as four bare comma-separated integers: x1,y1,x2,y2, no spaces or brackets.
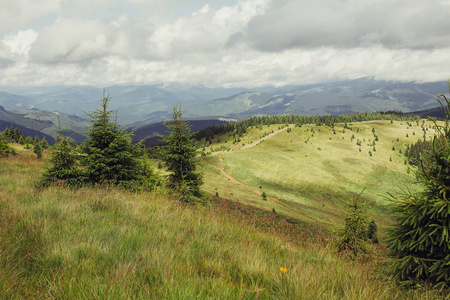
200,120,437,234
0,124,443,299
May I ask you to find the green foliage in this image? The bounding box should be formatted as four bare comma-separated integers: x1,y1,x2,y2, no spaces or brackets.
3,127,25,143
33,142,43,159
194,111,420,143
82,93,150,188
336,189,370,259
161,104,203,199
39,137,84,187
387,81,450,290
367,220,379,244
40,137,49,149
39,94,158,190
0,133,15,156
262,191,267,201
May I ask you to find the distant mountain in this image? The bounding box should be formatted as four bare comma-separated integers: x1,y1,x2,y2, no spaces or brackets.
0,106,89,143
0,92,34,110
0,105,53,130
128,119,229,147
12,84,247,125
0,78,448,126
408,106,446,119
0,106,56,144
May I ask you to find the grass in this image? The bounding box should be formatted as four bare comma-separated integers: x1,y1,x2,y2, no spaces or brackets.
0,123,445,299
200,120,437,232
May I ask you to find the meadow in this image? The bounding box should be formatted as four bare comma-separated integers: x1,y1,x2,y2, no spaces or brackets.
0,120,445,299
200,120,435,230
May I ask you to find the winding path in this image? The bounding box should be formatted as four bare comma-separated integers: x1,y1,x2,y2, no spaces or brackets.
201,124,294,197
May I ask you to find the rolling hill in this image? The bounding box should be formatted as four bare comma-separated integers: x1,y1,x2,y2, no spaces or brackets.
1,115,444,299
197,118,436,231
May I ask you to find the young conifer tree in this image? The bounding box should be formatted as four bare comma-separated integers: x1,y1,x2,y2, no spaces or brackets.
39,135,83,187
387,81,450,290
0,133,15,156
33,142,43,159
82,93,147,187
162,104,203,198
336,189,369,259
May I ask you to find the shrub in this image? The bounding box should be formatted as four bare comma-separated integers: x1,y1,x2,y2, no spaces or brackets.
387,81,450,290
0,133,15,156
336,189,370,259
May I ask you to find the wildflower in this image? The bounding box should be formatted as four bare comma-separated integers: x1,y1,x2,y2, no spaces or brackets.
279,267,287,273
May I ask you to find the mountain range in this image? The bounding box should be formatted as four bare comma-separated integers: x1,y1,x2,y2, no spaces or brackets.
0,78,447,143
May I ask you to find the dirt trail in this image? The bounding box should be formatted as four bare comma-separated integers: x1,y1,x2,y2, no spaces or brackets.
241,124,294,150
201,155,262,196
202,125,294,197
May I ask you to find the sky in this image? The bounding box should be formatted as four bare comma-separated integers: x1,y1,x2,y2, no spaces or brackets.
1,0,450,88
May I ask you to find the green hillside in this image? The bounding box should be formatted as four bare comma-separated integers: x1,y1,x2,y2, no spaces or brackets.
0,120,444,299
199,119,437,232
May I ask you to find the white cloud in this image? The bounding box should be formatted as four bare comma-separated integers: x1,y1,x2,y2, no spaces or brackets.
0,0,61,32
1,0,450,88
29,19,115,63
246,0,450,51
2,29,38,55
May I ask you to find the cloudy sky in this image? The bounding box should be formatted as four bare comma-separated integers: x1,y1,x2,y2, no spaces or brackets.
1,0,450,88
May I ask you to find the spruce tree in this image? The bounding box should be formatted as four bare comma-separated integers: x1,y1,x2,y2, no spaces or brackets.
162,104,202,199
336,189,369,259
33,142,43,159
387,81,450,290
367,219,379,244
82,93,147,187
39,135,83,187
41,137,49,149
0,133,15,156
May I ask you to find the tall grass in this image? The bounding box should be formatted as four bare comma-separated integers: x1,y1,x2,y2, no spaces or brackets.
0,147,443,299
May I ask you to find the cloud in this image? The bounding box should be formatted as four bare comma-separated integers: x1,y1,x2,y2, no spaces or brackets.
29,19,116,64
246,0,450,51
28,0,268,63
0,0,61,32
2,0,450,88
2,29,37,55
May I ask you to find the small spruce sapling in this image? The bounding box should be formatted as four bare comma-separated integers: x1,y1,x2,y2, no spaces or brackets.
336,189,370,259
33,142,43,159
262,192,267,201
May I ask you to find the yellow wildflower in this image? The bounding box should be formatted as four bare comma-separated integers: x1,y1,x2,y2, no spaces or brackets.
279,267,287,273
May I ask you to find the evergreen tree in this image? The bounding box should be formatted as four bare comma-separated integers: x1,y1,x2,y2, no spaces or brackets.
41,137,49,149
161,104,203,198
336,189,369,259
24,136,33,145
33,142,43,159
39,135,83,187
387,82,450,290
0,133,15,156
367,219,379,244
82,93,148,187
262,192,267,201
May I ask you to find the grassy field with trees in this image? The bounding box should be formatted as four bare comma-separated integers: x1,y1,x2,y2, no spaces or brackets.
0,92,449,298
0,145,444,299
